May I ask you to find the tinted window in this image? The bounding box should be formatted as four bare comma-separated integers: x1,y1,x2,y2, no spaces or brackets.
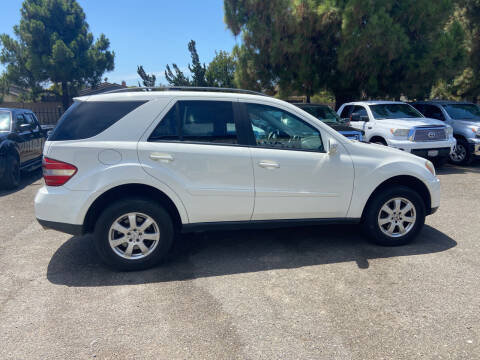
340,105,353,119
0,112,11,132
352,105,368,118
16,114,29,131
299,105,341,124
24,113,41,131
370,104,423,119
149,101,237,144
423,105,444,121
49,101,146,141
442,104,480,121
246,103,324,151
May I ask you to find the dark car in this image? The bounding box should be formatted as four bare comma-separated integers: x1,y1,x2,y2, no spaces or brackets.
0,108,52,189
294,103,364,141
411,100,480,165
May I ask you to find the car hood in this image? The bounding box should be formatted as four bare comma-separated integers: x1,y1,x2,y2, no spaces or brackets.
375,117,445,128
454,119,480,127
327,123,363,133
353,140,424,162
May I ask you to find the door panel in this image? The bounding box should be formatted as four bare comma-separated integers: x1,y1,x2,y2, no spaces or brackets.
139,99,255,223
14,114,35,162
24,113,44,159
242,102,354,220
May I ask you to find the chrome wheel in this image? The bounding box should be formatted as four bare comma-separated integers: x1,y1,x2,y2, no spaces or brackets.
108,212,160,260
450,144,466,163
377,197,416,238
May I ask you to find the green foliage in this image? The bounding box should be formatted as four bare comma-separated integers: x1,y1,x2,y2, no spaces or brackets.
165,40,236,88
205,51,236,88
224,0,467,104
137,65,156,87
0,0,114,108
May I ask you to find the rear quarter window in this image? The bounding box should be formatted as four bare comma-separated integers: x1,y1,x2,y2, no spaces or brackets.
49,100,147,141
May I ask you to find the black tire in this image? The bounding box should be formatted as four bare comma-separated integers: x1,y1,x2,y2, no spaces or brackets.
94,197,174,271
449,138,473,165
0,153,20,190
362,185,426,246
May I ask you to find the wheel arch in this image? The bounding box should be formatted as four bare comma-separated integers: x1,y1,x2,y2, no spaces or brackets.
361,175,432,219
0,140,20,159
369,135,387,145
83,183,184,234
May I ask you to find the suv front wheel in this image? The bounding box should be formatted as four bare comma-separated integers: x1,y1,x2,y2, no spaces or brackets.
94,198,174,271
362,186,426,246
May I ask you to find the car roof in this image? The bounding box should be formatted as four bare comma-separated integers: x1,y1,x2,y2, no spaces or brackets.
293,103,330,107
411,100,474,106
0,107,32,113
341,100,406,106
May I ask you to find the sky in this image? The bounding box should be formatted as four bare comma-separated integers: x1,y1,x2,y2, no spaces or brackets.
0,0,239,85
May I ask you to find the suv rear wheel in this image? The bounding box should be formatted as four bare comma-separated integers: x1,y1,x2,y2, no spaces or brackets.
362,186,425,246
94,197,174,271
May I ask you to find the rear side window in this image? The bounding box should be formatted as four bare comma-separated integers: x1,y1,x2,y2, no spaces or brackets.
149,100,237,144
49,101,147,141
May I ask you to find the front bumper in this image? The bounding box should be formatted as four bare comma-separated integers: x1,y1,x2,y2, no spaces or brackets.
468,138,480,156
387,138,456,157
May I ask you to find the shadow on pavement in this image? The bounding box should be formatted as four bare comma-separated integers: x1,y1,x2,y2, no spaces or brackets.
47,224,456,287
437,160,480,175
0,168,42,197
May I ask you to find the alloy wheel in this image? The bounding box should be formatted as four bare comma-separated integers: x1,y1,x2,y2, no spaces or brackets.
450,144,466,163
377,197,416,238
108,212,160,260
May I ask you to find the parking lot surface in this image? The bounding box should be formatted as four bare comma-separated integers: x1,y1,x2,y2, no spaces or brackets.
1,163,479,360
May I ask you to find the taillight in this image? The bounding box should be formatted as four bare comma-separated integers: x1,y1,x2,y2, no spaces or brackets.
42,157,77,186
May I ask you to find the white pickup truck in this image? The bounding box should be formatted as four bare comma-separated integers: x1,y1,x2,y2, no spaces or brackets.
338,101,456,164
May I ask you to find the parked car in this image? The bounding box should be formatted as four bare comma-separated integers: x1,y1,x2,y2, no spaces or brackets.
294,103,363,141
337,101,456,165
35,88,440,271
0,108,53,189
410,100,480,165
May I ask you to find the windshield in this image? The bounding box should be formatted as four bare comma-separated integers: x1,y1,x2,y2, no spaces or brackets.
299,105,341,123
442,104,480,121
0,112,11,131
370,104,423,120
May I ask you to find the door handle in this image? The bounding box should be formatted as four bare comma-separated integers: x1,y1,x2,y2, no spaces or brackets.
150,153,174,163
258,161,280,169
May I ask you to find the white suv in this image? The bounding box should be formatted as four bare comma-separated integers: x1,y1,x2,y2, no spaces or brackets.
337,101,456,165
35,88,441,270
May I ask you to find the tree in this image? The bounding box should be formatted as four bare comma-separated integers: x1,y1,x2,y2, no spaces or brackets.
224,0,466,105
0,0,114,110
165,40,236,88
205,51,236,88
137,65,156,87
187,40,208,86
165,64,191,86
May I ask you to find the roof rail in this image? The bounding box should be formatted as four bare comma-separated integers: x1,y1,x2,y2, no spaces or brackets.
104,86,268,96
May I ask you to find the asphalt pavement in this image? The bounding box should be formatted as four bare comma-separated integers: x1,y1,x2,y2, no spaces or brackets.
0,163,479,359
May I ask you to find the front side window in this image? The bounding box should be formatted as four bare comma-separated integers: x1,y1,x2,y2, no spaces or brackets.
246,103,324,151
423,105,444,121
442,104,480,121
24,113,41,131
370,104,423,120
149,100,238,144
340,105,353,119
352,105,368,118
300,105,342,124
0,112,11,132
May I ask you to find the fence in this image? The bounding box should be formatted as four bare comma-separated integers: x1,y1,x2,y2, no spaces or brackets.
0,102,63,125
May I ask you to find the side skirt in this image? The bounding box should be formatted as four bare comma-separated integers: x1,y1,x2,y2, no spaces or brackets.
181,218,361,233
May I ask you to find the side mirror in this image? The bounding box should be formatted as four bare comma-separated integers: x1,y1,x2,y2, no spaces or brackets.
19,123,33,131
328,138,338,156
47,130,53,138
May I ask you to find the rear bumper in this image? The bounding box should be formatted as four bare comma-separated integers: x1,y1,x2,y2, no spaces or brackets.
37,218,83,236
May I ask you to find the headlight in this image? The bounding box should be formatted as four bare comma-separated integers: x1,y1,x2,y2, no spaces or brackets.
446,126,453,137
390,128,410,137
425,160,436,177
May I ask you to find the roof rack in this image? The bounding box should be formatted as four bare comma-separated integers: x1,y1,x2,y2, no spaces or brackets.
104,86,268,96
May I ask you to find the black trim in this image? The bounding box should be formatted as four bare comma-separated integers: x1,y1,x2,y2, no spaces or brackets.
410,147,450,159
37,219,83,236
181,218,360,233
428,206,439,215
